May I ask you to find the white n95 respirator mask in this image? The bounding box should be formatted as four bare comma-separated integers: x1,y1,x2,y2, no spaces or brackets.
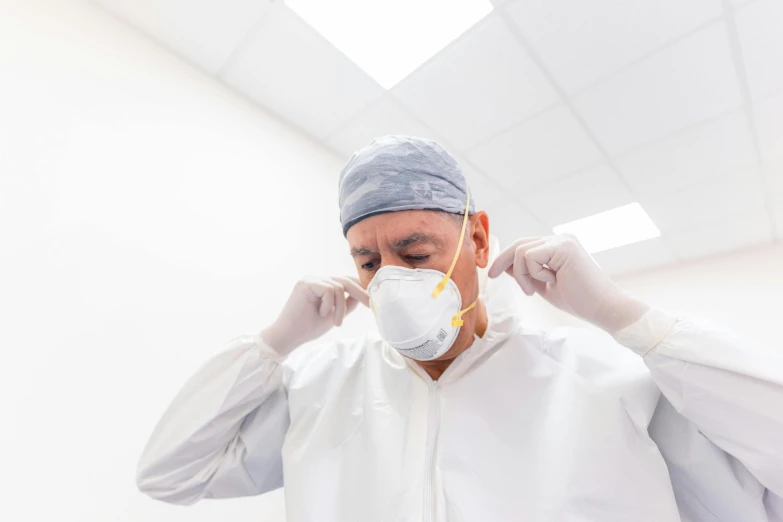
367,192,476,362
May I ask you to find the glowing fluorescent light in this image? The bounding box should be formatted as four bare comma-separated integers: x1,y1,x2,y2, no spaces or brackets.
552,203,660,254
284,0,493,89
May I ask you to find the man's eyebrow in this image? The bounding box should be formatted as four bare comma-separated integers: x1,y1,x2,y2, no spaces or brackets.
350,234,441,256
392,233,440,249
350,247,376,257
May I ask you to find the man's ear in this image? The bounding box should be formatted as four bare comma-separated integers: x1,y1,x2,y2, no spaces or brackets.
470,211,490,269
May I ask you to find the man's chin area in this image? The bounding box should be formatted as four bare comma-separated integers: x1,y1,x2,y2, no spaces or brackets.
413,336,475,371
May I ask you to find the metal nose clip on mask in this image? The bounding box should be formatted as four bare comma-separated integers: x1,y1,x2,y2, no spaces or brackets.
367,192,477,361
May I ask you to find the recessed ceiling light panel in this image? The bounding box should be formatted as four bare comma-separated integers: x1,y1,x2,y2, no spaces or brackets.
552,203,661,254
284,0,494,88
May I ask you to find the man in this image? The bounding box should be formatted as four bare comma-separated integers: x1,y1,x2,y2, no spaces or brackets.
137,136,783,521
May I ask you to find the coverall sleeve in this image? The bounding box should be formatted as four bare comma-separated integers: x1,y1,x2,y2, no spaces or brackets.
136,334,290,505
614,308,783,496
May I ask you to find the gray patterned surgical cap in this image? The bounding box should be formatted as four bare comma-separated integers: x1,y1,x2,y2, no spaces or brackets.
338,135,475,236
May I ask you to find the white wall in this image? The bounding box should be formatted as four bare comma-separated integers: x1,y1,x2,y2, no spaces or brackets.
0,1,372,520
516,243,783,353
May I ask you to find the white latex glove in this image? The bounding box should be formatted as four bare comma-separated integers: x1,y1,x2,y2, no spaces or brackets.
488,235,648,334
260,275,370,356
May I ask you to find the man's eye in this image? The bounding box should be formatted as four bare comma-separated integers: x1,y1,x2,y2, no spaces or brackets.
407,255,430,263
361,261,377,271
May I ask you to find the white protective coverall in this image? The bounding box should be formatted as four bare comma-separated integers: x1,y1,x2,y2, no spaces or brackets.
137,281,783,521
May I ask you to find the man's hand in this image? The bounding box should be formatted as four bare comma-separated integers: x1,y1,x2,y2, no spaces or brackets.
488,235,649,334
261,275,370,356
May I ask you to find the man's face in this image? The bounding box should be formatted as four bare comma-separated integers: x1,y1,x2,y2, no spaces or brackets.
346,209,490,354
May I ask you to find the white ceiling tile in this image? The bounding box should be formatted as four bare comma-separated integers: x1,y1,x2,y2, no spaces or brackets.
572,23,744,155
466,105,603,192
754,91,783,172
220,5,384,139
504,0,721,94
325,98,440,158
665,210,773,259
615,110,757,197
638,168,767,232
98,0,273,74
485,200,550,247
736,0,783,100
392,15,559,150
522,164,636,227
460,161,509,210
592,238,677,276
460,161,550,241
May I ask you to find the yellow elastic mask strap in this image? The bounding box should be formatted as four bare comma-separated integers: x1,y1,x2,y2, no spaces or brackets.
432,189,471,299
451,300,477,327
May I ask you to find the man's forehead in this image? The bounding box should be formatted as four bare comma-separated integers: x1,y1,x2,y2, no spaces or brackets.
392,232,438,248
350,231,445,256
347,212,449,254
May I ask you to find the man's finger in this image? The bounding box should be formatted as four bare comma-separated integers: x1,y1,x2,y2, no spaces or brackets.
530,278,548,296
502,239,546,277
513,246,536,296
331,282,347,326
333,276,370,307
345,274,364,286
488,237,542,278
319,286,334,317
345,295,360,315
489,245,516,278
524,244,557,284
